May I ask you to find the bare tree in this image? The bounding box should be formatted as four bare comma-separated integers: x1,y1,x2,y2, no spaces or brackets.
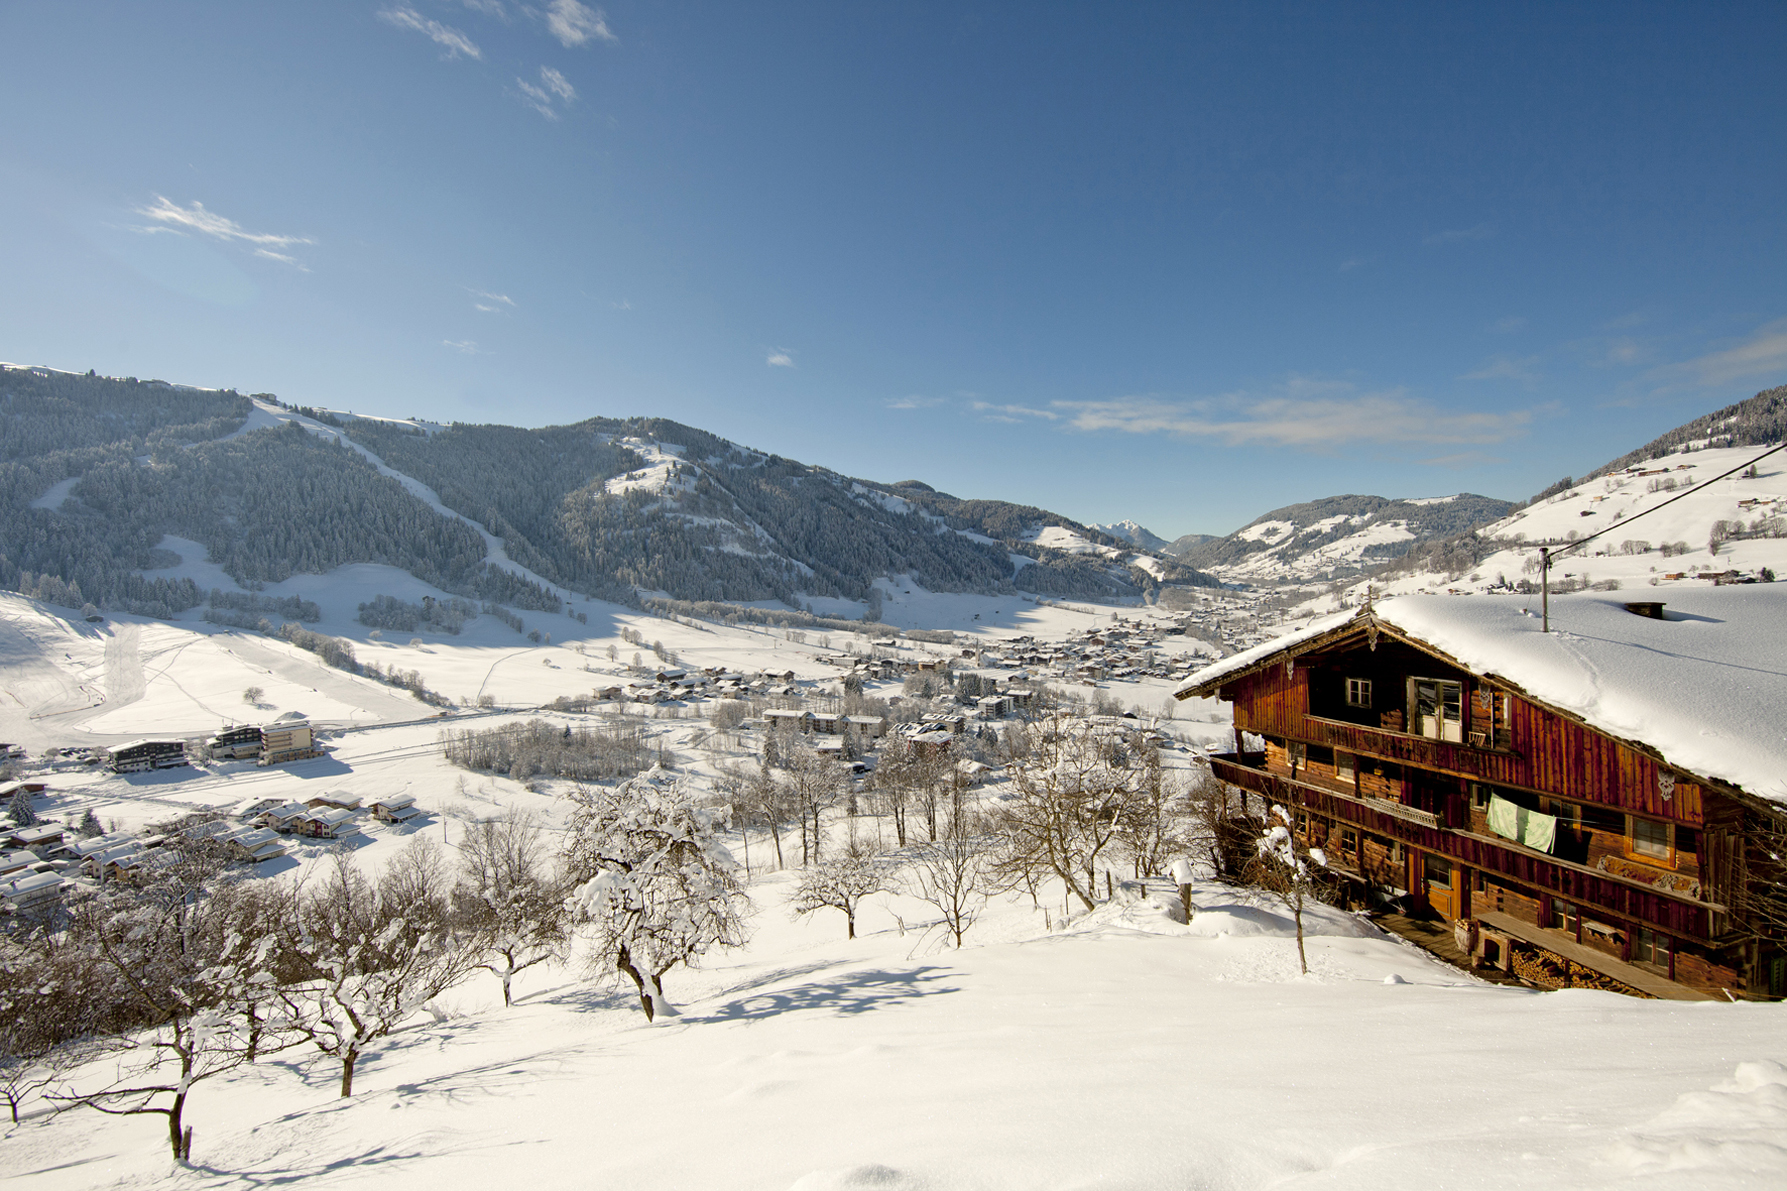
1111,739,1194,879
986,713,1139,912
242,685,264,706
0,927,110,1125
902,821,990,949
278,838,482,1097
48,852,298,1161
1246,805,1328,976
779,746,847,865
562,770,750,1021
791,846,889,939
455,813,569,1007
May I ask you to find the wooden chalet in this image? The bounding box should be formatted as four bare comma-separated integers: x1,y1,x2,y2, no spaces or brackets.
1176,589,1787,1002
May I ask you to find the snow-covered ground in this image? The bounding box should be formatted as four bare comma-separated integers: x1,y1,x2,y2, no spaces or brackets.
8,855,1785,1191
4,574,1785,1189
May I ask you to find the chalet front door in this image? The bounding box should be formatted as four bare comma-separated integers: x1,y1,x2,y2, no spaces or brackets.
1422,853,1457,920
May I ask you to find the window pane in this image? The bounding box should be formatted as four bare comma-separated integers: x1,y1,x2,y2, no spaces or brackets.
1633,818,1670,859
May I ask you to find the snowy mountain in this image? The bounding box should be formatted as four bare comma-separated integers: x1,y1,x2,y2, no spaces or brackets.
0,365,1218,619
1090,519,1170,552
1177,492,1516,587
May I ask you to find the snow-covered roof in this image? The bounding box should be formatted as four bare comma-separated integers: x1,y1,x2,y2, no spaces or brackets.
1178,586,1787,804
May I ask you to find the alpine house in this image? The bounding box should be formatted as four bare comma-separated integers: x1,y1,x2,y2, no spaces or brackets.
1174,587,1787,1001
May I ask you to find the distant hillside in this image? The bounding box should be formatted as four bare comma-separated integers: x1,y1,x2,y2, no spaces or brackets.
0,365,1219,618
1329,382,1787,603
1587,384,1787,481
1177,493,1516,586
1164,532,1219,556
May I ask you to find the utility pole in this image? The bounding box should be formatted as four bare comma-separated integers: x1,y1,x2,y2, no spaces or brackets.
1540,547,1550,633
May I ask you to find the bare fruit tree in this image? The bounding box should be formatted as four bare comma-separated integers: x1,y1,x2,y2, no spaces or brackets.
278,838,483,1097
987,713,1144,912
563,769,750,1021
455,813,569,1007
49,848,299,1161
791,845,889,939
1246,804,1327,976
242,685,264,706
902,821,990,949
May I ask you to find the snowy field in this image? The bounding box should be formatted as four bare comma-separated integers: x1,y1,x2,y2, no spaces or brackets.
5,575,1785,1190
7,863,1786,1191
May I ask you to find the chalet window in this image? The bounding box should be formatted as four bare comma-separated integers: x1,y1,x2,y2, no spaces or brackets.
1409,678,1464,743
1632,926,1669,968
1470,782,1492,811
1345,677,1373,708
1287,741,1306,770
1335,750,1356,781
1340,827,1358,854
1631,816,1671,861
1423,854,1452,889
1551,899,1580,933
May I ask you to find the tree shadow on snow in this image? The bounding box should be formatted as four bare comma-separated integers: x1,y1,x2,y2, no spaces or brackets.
700,966,959,1023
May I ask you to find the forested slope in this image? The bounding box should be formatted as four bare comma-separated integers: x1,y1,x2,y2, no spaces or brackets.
1,366,1218,617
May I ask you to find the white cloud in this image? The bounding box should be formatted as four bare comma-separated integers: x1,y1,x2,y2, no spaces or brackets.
443,339,480,354
379,5,482,58
1423,223,1494,246
1337,256,1370,273
887,395,946,410
766,351,795,368
1420,450,1504,468
459,0,508,16
1057,380,1532,449
469,289,517,312
518,65,576,118
544,0,616,47
1676,317,1787,387
1489,315,1527,334
1460,355,1541,384
970,400,1059,424
134,196,313,268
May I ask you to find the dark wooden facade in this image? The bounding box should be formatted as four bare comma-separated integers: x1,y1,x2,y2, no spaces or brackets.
1182,615,1785,1001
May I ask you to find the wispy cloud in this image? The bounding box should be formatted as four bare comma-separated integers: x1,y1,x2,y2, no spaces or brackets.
1057,380,1531,449
1460,354,1541,384
766,350,796,368
611,300,632,310
887,395,945,410
517,65,575,118
1420,450,1504,468
134,196,314,269
443,339,480,354
1489,315,1526,334
1423,223,1494,246
1674,316,1787,387
1337,256,1370,273
544,0,616,47
469,288,516,313
379,5,482,58
970,400,1059,424
459,0,508,16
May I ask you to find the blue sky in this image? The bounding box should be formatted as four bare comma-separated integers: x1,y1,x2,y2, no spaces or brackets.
3,2,1785,539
